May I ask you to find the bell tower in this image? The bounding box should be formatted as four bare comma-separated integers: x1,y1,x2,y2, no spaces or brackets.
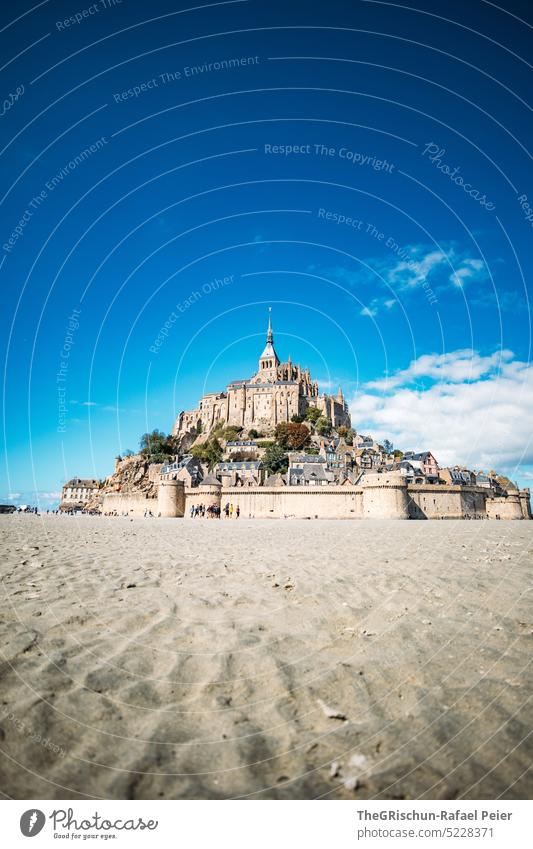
258,307,280,380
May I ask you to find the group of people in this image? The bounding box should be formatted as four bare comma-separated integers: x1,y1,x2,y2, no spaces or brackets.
189,502,241,519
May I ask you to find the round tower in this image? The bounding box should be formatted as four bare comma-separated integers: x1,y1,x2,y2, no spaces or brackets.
361,472,409,519
157,479,185,518
196,475,223,511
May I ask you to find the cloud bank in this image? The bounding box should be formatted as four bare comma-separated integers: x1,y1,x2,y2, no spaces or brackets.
349,349,533,473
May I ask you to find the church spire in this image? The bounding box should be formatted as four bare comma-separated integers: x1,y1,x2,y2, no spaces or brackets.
258,307,280,373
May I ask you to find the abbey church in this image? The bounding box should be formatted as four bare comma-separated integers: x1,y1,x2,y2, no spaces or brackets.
173,311,351,437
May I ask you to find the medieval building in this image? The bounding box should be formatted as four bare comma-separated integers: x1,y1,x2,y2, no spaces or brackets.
173,310,351,437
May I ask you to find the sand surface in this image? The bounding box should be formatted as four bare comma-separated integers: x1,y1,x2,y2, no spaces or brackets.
0,514,532,800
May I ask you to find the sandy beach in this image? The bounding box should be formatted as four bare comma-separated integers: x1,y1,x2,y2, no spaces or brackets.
0,514,531,800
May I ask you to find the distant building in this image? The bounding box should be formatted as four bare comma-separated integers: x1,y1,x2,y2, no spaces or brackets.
354,448,380,470
395,461,426,484
160,455,203,487
215,460,263,487
60,478,100,510
287,454,330,486
403,451,439,482
439,467,476,486
474,471,508,495
225,440,259,457
173,310,351,437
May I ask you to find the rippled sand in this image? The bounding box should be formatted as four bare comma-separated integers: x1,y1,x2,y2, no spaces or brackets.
0,514,532,800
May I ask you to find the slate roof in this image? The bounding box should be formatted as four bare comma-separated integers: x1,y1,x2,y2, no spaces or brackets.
200,474,222,487
288,464,328,483
289,454,326,465
216,461,262,470
65,478,99,487
226,440,258,447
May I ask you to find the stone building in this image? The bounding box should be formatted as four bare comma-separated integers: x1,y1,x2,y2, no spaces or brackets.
173,310,351,438
159,455,203,487
287,454,331,486
215,460,263,487
403,451,440,483
60,478,100,511
439,466,476,486
225,440,259,458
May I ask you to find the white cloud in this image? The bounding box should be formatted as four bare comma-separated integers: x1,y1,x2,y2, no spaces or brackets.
349,349,533,473
386,247,448,289
449,257,485,288
360,297,397,317
328,243,488,296
366,348,514,390
0,490,61,508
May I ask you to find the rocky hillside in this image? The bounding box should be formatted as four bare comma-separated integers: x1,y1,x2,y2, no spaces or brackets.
85,455,163,510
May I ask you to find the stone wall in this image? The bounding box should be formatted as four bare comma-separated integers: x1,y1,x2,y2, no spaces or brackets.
408,484,488,519
486,494,524,520
102,478,530,520
520,490,532,519
186,486,363,519
186,484,223,514
102,493,157,516
361,472,409,519
157,480,185,518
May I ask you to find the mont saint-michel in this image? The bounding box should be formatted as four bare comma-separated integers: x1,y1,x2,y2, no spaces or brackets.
173,309,351,438
54,311,530,523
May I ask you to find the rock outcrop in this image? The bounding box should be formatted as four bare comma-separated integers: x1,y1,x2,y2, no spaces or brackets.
85,455,163,511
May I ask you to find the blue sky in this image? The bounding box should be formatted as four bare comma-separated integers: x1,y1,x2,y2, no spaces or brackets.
1,0,532,506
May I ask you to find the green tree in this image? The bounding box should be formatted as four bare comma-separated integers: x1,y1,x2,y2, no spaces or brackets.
221,425,242,440
291,414,304,423
305,406,322,424
191,437,223,470
263,443,289,475
344,428,355,446
139,429,175,459
315,416,332,436
248,428,261,439
383,439,394,454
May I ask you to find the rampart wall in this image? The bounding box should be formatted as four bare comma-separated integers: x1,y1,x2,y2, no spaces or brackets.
103,480,530,520
185,486,363,519
408,484,488,519
102,493,156,516
486,494,524,520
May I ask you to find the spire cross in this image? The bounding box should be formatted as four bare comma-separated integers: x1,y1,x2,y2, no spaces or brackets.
267,306,273,343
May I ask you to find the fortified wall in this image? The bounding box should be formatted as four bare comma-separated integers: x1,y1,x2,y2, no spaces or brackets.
102,481,185,518
486,492,525,521
407,484,488,519
212,485,362,519
101,475,530,520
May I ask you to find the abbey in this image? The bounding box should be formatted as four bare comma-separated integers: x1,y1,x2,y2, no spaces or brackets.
173,310,351,437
